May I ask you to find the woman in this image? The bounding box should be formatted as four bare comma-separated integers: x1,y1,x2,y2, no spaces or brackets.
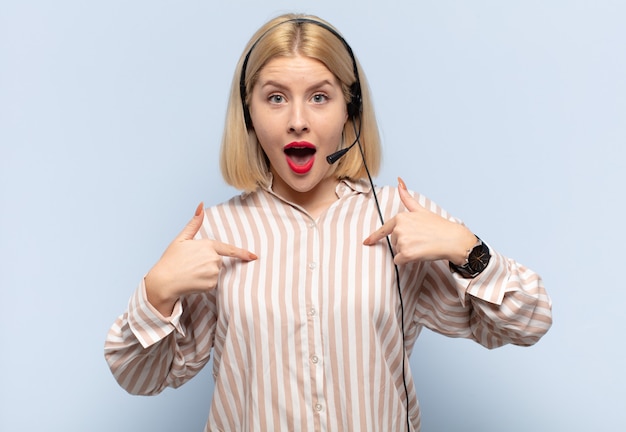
104,13,552,431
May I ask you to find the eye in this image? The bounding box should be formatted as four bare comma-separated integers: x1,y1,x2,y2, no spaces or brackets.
268,94,285,104
311,93,328,104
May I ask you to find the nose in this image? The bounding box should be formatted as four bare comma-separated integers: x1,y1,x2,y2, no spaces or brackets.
288,102,309,134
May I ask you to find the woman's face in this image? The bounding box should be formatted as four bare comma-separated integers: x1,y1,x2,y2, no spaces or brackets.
249,54,348,203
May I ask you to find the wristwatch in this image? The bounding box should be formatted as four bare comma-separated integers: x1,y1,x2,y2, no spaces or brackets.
449,236,491,278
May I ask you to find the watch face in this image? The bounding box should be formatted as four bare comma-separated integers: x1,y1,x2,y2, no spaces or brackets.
468,243,490,273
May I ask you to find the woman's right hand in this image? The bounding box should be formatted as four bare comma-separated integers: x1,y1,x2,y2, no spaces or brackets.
144,202,258,316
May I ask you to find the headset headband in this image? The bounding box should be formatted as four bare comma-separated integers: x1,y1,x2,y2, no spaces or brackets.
239,18,362,128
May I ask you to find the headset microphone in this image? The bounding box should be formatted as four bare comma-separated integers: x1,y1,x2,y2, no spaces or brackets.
326,140,358,164
327,114,362,165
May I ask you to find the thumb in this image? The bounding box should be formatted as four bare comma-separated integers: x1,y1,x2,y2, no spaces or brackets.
397,177,422,212
178,202,205,241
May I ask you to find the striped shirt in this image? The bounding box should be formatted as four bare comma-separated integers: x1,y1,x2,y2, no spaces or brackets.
104,178,552,431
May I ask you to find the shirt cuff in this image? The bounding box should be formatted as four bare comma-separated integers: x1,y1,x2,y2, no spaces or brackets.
127,278,185,349
451,244,513,307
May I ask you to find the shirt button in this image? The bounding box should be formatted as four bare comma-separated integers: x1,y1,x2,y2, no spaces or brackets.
311,355,319,364
308,262,317,270
315,403,323,412
308,308,316,317
308,222,316,228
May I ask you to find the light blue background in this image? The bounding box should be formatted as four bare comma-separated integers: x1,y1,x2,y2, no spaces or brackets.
1,1,624,431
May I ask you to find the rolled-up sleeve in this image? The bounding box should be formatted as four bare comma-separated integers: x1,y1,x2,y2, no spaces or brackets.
104,281,217,395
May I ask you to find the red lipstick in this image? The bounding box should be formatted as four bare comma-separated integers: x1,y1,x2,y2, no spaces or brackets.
284,141,316,174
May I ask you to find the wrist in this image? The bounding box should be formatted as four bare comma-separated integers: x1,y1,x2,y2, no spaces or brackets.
449,227,479,266
145,271,179,317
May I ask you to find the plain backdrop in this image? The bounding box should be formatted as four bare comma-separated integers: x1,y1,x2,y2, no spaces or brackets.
1,1,625,431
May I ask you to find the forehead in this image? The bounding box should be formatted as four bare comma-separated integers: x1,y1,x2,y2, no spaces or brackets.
257,55,337,83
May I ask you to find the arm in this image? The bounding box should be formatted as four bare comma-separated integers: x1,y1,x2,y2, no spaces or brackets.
104,203,257,394
364,178,552,347
415,248,552,348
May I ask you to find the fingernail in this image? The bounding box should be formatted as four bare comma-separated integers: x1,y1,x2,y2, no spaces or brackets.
397,177,407,190
249,252,258,260
195,202,203,216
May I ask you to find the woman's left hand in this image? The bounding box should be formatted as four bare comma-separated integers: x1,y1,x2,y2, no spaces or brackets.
363,177,477,266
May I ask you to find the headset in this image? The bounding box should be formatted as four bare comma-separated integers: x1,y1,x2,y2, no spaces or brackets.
239,18,411,431
239,18,362,131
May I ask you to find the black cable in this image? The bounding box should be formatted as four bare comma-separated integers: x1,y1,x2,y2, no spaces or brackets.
352,120,411,432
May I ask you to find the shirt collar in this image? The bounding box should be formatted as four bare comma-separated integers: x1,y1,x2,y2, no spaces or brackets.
245,175,372,200
336,177,372,197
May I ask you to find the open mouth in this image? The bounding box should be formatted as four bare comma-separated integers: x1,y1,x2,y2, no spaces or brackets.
284,142,316,174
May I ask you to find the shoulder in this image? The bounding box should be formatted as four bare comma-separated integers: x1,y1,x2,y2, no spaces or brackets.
373,183,431,208
207,188,265,212
374,183,460,222
198,189,266,239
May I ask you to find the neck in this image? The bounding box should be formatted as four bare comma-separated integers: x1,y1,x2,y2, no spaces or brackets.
270,174,339,219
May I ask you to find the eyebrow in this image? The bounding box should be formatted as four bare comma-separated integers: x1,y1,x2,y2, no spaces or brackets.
259,79,336,92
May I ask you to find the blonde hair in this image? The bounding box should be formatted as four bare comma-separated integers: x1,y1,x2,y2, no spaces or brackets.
220,13,382,192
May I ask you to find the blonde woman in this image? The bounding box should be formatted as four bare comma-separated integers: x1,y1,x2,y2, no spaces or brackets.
105,13,552,431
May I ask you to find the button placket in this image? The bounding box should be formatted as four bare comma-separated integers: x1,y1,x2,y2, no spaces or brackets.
304,215,325,423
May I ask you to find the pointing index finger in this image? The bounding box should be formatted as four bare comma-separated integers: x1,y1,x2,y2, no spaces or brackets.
363,219,396,246
213,241,258,261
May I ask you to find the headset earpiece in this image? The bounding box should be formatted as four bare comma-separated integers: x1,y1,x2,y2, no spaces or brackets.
347,81,362,118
